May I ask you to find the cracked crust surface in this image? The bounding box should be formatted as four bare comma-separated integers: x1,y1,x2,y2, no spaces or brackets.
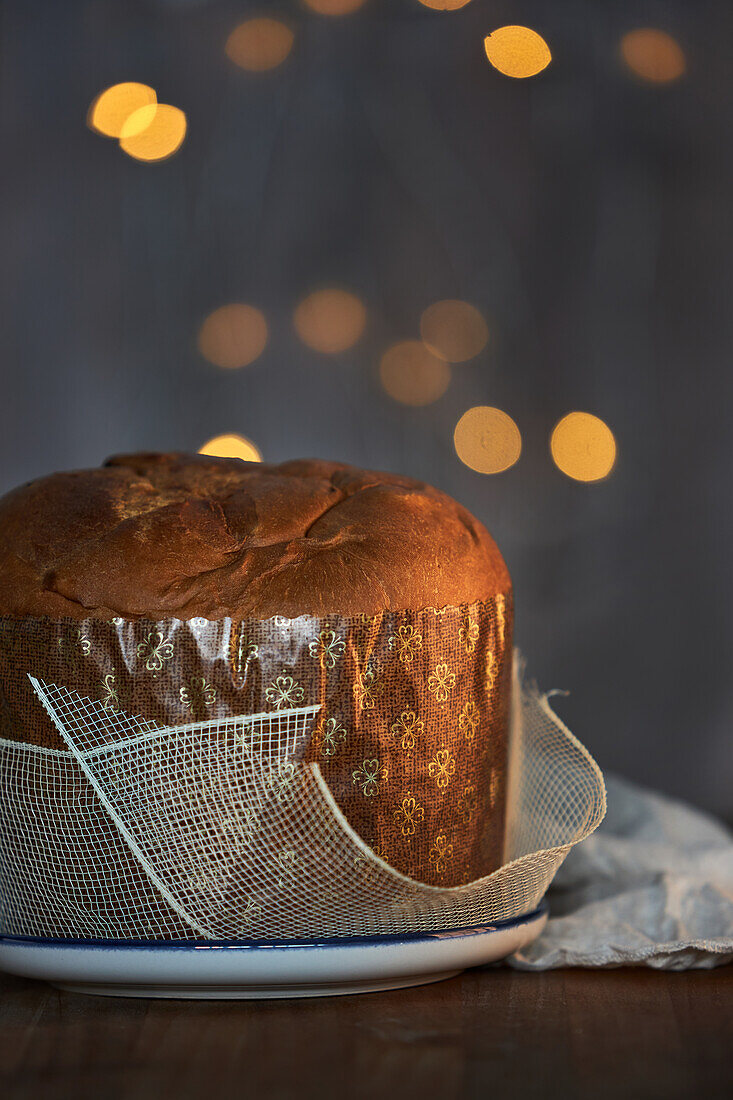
0,453,511,620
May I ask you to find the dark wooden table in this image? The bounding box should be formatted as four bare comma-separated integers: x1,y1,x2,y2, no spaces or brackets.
1,966,731,1099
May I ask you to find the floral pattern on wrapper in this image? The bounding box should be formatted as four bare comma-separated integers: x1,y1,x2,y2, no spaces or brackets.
0,590,512,887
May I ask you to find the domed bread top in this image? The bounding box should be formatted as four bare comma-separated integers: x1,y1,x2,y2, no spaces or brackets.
0,453,511,621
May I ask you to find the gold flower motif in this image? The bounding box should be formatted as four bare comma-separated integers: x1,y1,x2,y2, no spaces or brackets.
354,839,385,874
485,650,497,693
429,833,454,875
427,662,456,703
308,628,345,670
313,715,348,757
352,758,387,797
137,630,174,673
235,633,259,674
57,632,86,673
266,759,300,803
459,619,479,655
265,674,305,710
428,748,456,789
489,768,500,808
188,868,220,893
495,592,506,649
388,624,423,666
219,806,258,849
458,784,477,824
353,666,383,710
393,793,425,837
390,710,424,755
100,672,119,712
179,677,217,717
276,848,301,887
233,724,262,750
241,897,262,923
459,699,481,742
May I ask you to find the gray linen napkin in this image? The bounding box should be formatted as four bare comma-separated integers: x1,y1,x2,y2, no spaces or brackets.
509,773,733,970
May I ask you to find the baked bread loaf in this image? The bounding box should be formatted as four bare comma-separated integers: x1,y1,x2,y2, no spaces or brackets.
0,453,510,620
0,454,513,892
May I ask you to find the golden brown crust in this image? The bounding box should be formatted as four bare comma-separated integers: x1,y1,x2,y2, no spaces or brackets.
0,453,511,620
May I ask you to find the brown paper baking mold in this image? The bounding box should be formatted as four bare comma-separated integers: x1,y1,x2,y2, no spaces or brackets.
0,593,512,887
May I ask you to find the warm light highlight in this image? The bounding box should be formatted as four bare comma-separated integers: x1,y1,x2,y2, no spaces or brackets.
293,289,366,354
225,18,295,72
380,341,450,406
550,412,616,482
420,300,488,363
119,104,187,162
620,29,686,84
454,407,521,474
484,25,551,78
416,1,473,10
198,433,262,463
197,304,269,369
302,0,367,14
88,83,157,138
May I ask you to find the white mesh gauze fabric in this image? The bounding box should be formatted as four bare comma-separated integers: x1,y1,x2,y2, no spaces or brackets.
0,664,605,940
0,741,191,939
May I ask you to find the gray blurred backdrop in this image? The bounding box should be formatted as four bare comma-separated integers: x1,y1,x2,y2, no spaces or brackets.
1,0,731,819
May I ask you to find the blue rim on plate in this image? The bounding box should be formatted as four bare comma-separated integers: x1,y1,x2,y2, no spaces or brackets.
0,902,547,951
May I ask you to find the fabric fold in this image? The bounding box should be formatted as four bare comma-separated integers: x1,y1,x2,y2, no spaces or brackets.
509,774,733,970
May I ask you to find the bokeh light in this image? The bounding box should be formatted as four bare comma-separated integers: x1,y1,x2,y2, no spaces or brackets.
420,300,488,363
119,104,187,162
225,18,295,72
620,29,686,85
197,304,269,369
416,1,473,9
293,289,366,354
484,26,552,79
198,433,262,462
550,412,616,482
380,341,451,406
88,83,157,137
454,407,522,474
302,0,368,14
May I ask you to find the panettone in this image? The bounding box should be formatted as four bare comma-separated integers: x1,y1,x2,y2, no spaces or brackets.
0,454,513,888
0,453,509,619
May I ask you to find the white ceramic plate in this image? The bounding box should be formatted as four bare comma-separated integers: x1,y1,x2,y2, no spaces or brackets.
0,905,547,999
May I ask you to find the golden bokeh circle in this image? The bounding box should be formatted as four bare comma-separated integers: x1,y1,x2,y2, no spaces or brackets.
380,341,451,406
198,433,262,463
484,25,552,79
302,0,368,14
416,1,473,10
620,29,686,84
454,407,522,474
88,83,157,138
420,300,488,363
119,104,187,162
550,412,616,482
197,304,269,369
293,289,366,354
225,18,295,72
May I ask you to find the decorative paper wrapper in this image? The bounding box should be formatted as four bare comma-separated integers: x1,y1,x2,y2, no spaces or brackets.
0,595,512,890
0,658,605,941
